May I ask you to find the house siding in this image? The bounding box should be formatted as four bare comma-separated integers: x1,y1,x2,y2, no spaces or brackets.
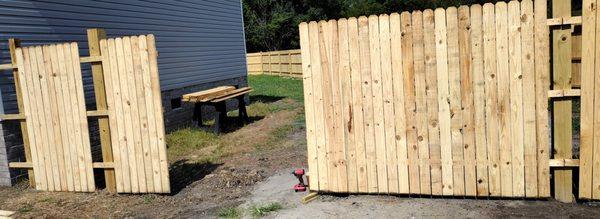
0,0,248,186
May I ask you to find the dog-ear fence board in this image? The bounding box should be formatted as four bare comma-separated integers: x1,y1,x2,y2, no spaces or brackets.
0,30,170,194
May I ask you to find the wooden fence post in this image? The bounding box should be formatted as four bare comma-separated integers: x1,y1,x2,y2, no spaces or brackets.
87,28,116,193
551,0,574,203
8,39,35,187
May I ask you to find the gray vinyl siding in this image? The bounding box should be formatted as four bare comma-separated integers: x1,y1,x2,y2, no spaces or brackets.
0,0,247,112
0,0,247,185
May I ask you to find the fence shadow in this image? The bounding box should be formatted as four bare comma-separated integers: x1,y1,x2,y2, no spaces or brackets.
249,94,285,104
168,159,221,194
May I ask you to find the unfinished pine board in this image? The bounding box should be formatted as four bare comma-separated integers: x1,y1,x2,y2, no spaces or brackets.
299,22,317,191
534,0,551,198
182,86,236,102
330,19,348,193
100,35,170,193
447,7,466,196
348,17,367,193
470,4,489,196
423,9,443,196
390,12,410,194
552,0,574,203
368,15,388,194
434,8,454,196
580,0,596,200
14,44,95,192
593,0,600,199
411,11,432,195
401,11,421,194
379,14,399,194
338,18,354,193
507,1,525,197
458,6,477,197
482,3,501,197
308,21,329,191
495,2,514,197
358,16,377,193
520,0,538,198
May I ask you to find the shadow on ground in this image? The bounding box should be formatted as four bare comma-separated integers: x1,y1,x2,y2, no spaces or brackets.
249,95,284,103
169,159,221,194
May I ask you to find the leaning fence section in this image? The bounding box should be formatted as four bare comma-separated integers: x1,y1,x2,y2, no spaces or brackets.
299,0,551,198
0,30,170,194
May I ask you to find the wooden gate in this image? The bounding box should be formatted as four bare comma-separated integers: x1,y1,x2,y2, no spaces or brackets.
299,0,550,197
0,31,170,193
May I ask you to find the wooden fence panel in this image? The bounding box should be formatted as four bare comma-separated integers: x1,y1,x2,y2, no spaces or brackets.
300,0,549,198
15,43,95,192
100,35,170,194
246,50,302,77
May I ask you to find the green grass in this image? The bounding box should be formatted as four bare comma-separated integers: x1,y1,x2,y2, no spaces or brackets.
217,207,241,218
166,128,221,161
249,75,304,102
249,202,283,217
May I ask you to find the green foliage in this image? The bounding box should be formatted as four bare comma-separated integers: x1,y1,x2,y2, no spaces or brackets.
249,202,283,217
243,0,502,52
218,207,241,218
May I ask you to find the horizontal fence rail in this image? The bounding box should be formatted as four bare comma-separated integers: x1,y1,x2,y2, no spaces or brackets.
299,0,552,198
246,50,302,77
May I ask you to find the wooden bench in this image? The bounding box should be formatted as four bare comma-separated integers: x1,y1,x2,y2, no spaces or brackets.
182,86,253,133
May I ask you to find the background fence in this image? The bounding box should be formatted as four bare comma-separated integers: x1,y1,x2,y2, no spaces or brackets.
246,49,302,77
300,0,552,198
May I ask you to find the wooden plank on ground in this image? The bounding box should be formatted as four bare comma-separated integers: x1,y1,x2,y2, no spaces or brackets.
423,9,442,196
379,14,399,194
348,17,367,193
411,11,431,195
434,8,454,196
401,11,420,194
390,13,410,194
470,4,489,196
520,0,538,198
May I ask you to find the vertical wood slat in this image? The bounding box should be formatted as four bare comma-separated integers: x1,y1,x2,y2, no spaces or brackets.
320,20,339,192
520,0,538,198
447,7,466,196
390,13,410,194
458,6,477,197
348,17,367,193
412,11,432,195
423,9,443,196
401,11,421,194
338,18,353,193
580,0,596,200
379,14,399,194
470,4,490,196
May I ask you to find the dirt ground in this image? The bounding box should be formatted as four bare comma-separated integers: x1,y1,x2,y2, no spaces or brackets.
2,98,600,218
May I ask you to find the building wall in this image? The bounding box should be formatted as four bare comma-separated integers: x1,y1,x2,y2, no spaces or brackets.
0,0,248,186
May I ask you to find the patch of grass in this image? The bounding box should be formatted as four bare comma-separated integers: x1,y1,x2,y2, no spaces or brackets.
166,128,221,160
142,194,156,204
217,207,241,218
249,75,304,102
254,124,296,150
249,202,283,217
18,203,33,213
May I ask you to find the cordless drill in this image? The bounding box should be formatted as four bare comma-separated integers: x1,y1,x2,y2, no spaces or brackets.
293,169,307,192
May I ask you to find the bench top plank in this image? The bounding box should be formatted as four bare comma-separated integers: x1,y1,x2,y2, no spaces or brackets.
182,86,235,102
211,87,253,102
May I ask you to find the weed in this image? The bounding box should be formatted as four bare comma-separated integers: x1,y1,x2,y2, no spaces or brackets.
142,194,156,204
249,202,283,217
217,207,241,218
18,203,33,213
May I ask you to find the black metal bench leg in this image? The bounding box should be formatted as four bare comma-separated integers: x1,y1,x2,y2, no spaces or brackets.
213,102,227,133
237,96,249,124
192,102,202,127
